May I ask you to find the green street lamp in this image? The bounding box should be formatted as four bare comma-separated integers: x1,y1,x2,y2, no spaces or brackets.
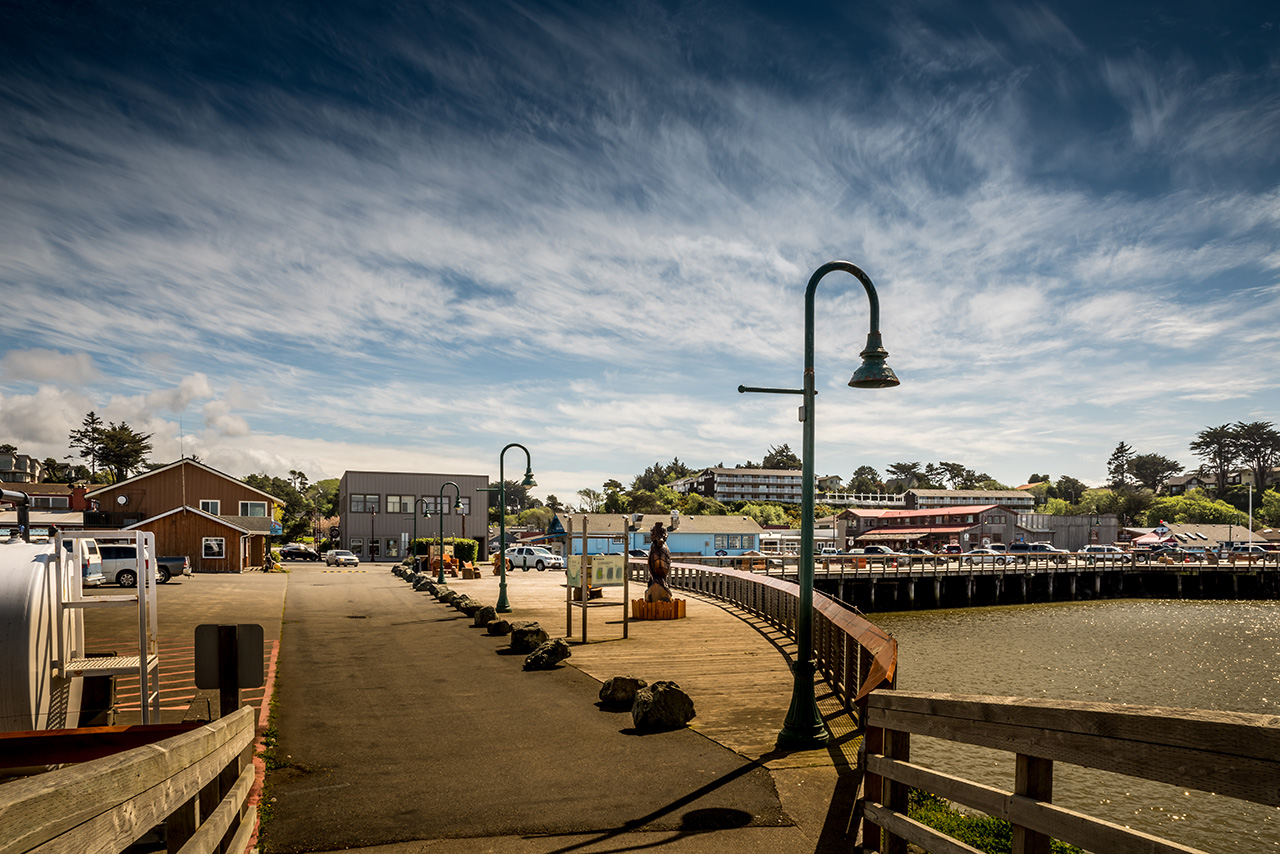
739,260,900,749
434,481,463,584
411,497,431,569
496,443,536,613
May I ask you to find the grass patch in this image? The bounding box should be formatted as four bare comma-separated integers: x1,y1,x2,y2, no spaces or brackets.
908,790,1083,854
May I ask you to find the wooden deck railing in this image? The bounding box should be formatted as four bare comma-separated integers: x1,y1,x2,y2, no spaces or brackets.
0,705,257,854
653,561,898,710
861,691,1280,854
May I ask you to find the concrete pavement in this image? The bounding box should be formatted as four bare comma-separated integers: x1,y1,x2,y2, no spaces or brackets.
261,563,864,853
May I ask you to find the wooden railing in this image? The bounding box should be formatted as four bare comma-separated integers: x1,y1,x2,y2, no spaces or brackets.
653,561,898,709
0,705,257,854
861,691,1280,854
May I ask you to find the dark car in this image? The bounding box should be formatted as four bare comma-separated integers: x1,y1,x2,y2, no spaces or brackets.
279,544,321,561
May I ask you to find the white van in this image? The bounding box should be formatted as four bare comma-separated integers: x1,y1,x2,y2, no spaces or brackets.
61,537,105,587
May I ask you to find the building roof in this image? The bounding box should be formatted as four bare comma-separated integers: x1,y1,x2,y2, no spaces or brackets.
880,504,1000,519
836,508,890,519
86,458,280,503
908,489,1032,500
857,525,972,541
1119,522,1248,547
552,513,764,536
695,467,805,478
5,482,78,495
0,510,85,526
122,505,262,534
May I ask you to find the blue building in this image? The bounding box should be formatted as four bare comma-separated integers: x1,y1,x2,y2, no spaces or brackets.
547,513,764,557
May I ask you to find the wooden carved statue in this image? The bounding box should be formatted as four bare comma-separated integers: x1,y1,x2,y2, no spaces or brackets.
646,521,673,602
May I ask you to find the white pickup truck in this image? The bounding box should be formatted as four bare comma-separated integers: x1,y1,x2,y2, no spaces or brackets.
503,546,564,571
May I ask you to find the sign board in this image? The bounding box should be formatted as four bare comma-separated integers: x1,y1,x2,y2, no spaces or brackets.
566,554,625,587
194,624,265,689
270,521,283,536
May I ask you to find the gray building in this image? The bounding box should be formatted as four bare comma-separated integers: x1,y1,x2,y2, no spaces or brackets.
338,470,489,562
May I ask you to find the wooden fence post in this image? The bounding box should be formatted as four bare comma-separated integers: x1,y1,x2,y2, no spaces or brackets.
1012,753,1053,854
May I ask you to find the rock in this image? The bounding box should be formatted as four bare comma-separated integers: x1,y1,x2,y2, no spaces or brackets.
631,681,695,731
523,637,571,671
458,598,484,617
412,575,433,591
510,622,549,653
453,594,475,612
474,605,497,627
486,618,512,636
599,676,648,709
438,589,458,603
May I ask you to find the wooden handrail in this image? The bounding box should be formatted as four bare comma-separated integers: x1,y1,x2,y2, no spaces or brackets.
0,705,256,854
648,561,898,710
862,691,1280,854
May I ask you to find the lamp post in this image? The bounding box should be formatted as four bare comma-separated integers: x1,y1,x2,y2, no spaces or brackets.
496,443,536,613
739,260,899,749
435,481,463,584
412,497,431,571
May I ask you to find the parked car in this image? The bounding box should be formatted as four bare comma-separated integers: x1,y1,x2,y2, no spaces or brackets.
279,544,321,561
62,537,105,587
325,549,359,567
98,544,191,586
628,549,649,558
987,543,1009,553
936,544,962,555
1008,542,1068,564
860,545,903,557
962,548,1007,566
1078,544,1128,564
504,546,564,571
903,547,933,556
1228,544,1272,563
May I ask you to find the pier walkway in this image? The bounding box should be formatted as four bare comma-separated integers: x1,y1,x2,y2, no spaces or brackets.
261,563,864,853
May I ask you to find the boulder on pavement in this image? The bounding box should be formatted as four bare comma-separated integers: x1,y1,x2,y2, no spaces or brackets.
412,575,433,591
599,676,648,710
487,618,512,636
631,681,695,732
523,637,571,671
474,605,496,627
509,621,549,653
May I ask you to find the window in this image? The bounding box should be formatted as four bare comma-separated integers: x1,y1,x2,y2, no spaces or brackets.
239,501,268,517
422,496,450,514
33,495,70,509
386,537,400,558
349,537,364,556
200,500,221,515
350,494,380,513
386,495,415,514
202,538,226,559
714,535,727,549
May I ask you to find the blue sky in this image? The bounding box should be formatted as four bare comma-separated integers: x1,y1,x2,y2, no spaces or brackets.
1,0,1278,501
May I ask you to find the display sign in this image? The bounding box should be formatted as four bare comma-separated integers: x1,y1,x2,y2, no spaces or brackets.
566,554,625,587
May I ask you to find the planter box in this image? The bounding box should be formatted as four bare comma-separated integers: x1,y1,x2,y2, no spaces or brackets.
631,599,686,620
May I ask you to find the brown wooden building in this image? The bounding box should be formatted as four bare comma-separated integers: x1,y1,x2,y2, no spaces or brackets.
85,459,279,572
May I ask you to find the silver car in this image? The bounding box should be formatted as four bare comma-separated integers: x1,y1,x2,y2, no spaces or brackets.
325,549,359,567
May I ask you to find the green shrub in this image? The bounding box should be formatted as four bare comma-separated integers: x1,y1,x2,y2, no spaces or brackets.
908,790,1082,854
410,537,479,563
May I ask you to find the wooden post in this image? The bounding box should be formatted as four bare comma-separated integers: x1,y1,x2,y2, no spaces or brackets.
860,722,884,852
565,515,574,637
1013,754,1053,854
217,625,238,719
881,727,910,854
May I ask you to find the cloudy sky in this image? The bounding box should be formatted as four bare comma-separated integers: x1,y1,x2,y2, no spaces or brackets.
1,0,1278,501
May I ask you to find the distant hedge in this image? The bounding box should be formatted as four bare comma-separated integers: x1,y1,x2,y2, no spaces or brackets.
411,537,479,564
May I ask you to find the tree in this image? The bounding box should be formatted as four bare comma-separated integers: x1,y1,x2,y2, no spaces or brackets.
488,480,531,517
1190,425,1238,496
938,461,977,489
886,462,922,488
545,494,564,513
602,490,627,514
1027,473,1049,484
1128,454,1183,492
848,465,882,493
68,411,105,476
740,502,788,526
40,457,72,483
243,472,311,541
683,493,728,516
1107,442,1134,490
517,507,555,531
603,479,624,494
1140,494,1251,528
1050,475,1089,504
576,488,603,513
1233,421,1280,493
0,443,16,454
1258,490,1280,528
762,444,801,470
98,422,153,484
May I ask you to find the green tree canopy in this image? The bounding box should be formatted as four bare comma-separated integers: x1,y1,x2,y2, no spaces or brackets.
740,502,788,526
762,444,801,470
1139,494,1251,528
1107,441,1134,489
848,465,882,492
1128,453,1183,492
99,422,153,484
682,493,728,516
1050,475,1089,504
1233,421,1280,492
68,411,105,476
1190,424,1238,496
243,472,310,540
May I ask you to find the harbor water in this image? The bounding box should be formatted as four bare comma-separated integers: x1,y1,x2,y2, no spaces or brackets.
872,599,1280,851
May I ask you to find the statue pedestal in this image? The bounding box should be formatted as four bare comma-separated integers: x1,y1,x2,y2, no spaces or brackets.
630,599,686,620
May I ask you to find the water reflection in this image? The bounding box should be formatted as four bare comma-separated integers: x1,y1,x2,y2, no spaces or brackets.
873,599,1280,850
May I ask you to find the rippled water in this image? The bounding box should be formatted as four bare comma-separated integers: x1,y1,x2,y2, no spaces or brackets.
872,599,1280,851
